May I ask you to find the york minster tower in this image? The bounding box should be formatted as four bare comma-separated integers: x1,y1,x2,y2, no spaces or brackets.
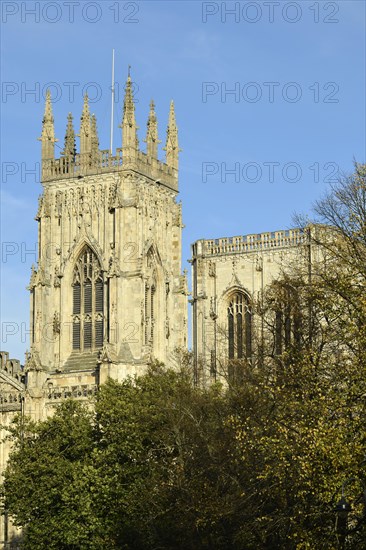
26,75,187,404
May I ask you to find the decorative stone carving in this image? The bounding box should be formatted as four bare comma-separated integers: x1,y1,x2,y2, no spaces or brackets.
54,265,62,287
176,273,188,295
25,347,43,372
208,261,216,277
228,259,242,288
30,260,51,287
53,312,60,334
47,384,98,401
98,342,117,364
55,191,62,217
256,255,263,272
109,181,123,210
107,249,121,278
28,264,37,289
42,190,51,217
35,194,43,220
209,297,218,320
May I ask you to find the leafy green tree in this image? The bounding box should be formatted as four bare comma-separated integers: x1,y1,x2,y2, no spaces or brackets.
92,365,243,549
3,366,244,549
229,163,366,548
3,164,366,549
1,400,103,550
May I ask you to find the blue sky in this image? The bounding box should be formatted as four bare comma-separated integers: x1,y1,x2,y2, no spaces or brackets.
1,0,365,360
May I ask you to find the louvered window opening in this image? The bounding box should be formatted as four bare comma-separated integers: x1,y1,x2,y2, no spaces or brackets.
72,247,104,351
274,289,302,355
144,284,149,344
151,283,155,342
144,275,156,346
227,293,252,360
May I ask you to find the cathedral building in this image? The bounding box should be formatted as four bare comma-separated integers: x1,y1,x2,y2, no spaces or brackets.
30,77,188,388
0,74,318,546
190,229,311,385
0,75,188,545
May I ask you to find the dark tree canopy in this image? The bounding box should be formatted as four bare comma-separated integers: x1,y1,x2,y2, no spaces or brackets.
2,165,366,549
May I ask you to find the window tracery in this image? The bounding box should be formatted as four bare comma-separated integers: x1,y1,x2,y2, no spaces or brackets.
227,292,252,360
72,247,104,351
274,285,301,355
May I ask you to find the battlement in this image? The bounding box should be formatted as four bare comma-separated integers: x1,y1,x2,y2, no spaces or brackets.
39,77,180,192
0,351,24,382
192,228,307,258
42,148,178,191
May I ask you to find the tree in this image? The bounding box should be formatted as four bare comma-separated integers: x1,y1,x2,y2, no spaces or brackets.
2,366,244,549
210,164,366,548
91,364,244,549
229,163,366,548
1,400,102,550
2,165,366,549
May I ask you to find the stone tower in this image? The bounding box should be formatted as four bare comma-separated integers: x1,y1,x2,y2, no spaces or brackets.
26,74,188,408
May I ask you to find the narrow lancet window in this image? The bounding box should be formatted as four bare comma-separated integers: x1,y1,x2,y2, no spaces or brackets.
144,272,157,346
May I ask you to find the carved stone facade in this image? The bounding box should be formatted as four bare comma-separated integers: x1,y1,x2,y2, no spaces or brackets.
0,75,322,547
0,352,24,546
27,81,187,388
190,229,318,385
0,77,188,547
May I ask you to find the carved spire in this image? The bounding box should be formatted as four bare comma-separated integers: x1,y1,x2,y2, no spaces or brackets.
38,89,57,161
164,100,181,170
120,72,139,155
62,113,76,160
90,114,99,163
145,100,160,159
79,93,91,156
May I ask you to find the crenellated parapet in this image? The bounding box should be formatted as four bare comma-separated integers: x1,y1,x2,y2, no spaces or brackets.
0,351,25,412
0,351,25,384
40,73,180,192
41,151,178,192
193,228,307,258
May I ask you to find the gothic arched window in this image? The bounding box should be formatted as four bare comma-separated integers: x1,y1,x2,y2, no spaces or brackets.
274,285,301,355
72,247,104,351
227,292,252,360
